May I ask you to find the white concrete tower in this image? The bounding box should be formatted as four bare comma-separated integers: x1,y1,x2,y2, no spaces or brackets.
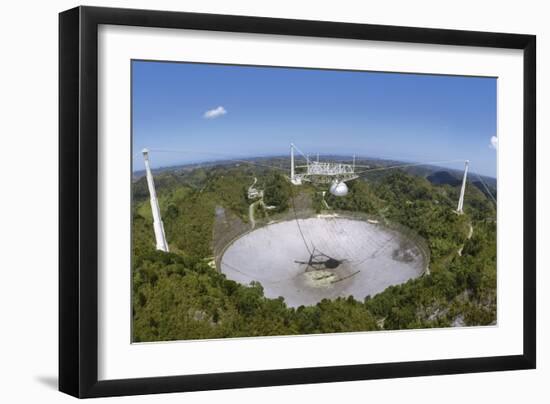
290,143,295,183
290,143,302,185
457,160,469,214
142,148,169,252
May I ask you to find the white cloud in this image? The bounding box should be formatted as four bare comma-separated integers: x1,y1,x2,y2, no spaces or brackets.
203,106,227,119
490,135,498,150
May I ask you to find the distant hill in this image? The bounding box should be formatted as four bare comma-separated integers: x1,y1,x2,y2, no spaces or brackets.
424,170,496,201
427,171,462,187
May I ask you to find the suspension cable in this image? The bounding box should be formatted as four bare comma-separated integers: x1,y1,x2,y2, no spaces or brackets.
354,159,467,176
146,148,289,172
291,143,311,164
288,179,313,256
473,171,497,205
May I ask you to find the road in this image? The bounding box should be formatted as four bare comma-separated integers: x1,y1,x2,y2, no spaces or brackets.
458,222,474,256
249,200,259,229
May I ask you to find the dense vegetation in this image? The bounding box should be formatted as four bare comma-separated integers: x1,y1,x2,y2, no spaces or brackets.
132,162,496,342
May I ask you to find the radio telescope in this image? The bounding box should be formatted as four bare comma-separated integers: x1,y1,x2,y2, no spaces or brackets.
140,144,476,259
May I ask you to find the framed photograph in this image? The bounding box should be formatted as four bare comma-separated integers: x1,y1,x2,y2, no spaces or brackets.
59,6,536,398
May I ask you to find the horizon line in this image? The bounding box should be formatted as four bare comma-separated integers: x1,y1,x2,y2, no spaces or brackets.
132,153,495,179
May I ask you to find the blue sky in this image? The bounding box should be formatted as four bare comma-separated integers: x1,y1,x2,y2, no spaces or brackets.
132,60,497,177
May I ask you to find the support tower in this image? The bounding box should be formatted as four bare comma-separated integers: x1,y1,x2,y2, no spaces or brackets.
142,148,169,252
457,160,469,214
290,143,302,185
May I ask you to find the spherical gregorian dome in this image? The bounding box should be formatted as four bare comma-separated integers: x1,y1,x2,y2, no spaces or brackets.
329,181,348,197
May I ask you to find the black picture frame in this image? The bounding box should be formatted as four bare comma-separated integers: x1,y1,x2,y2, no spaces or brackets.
59,5,536,398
